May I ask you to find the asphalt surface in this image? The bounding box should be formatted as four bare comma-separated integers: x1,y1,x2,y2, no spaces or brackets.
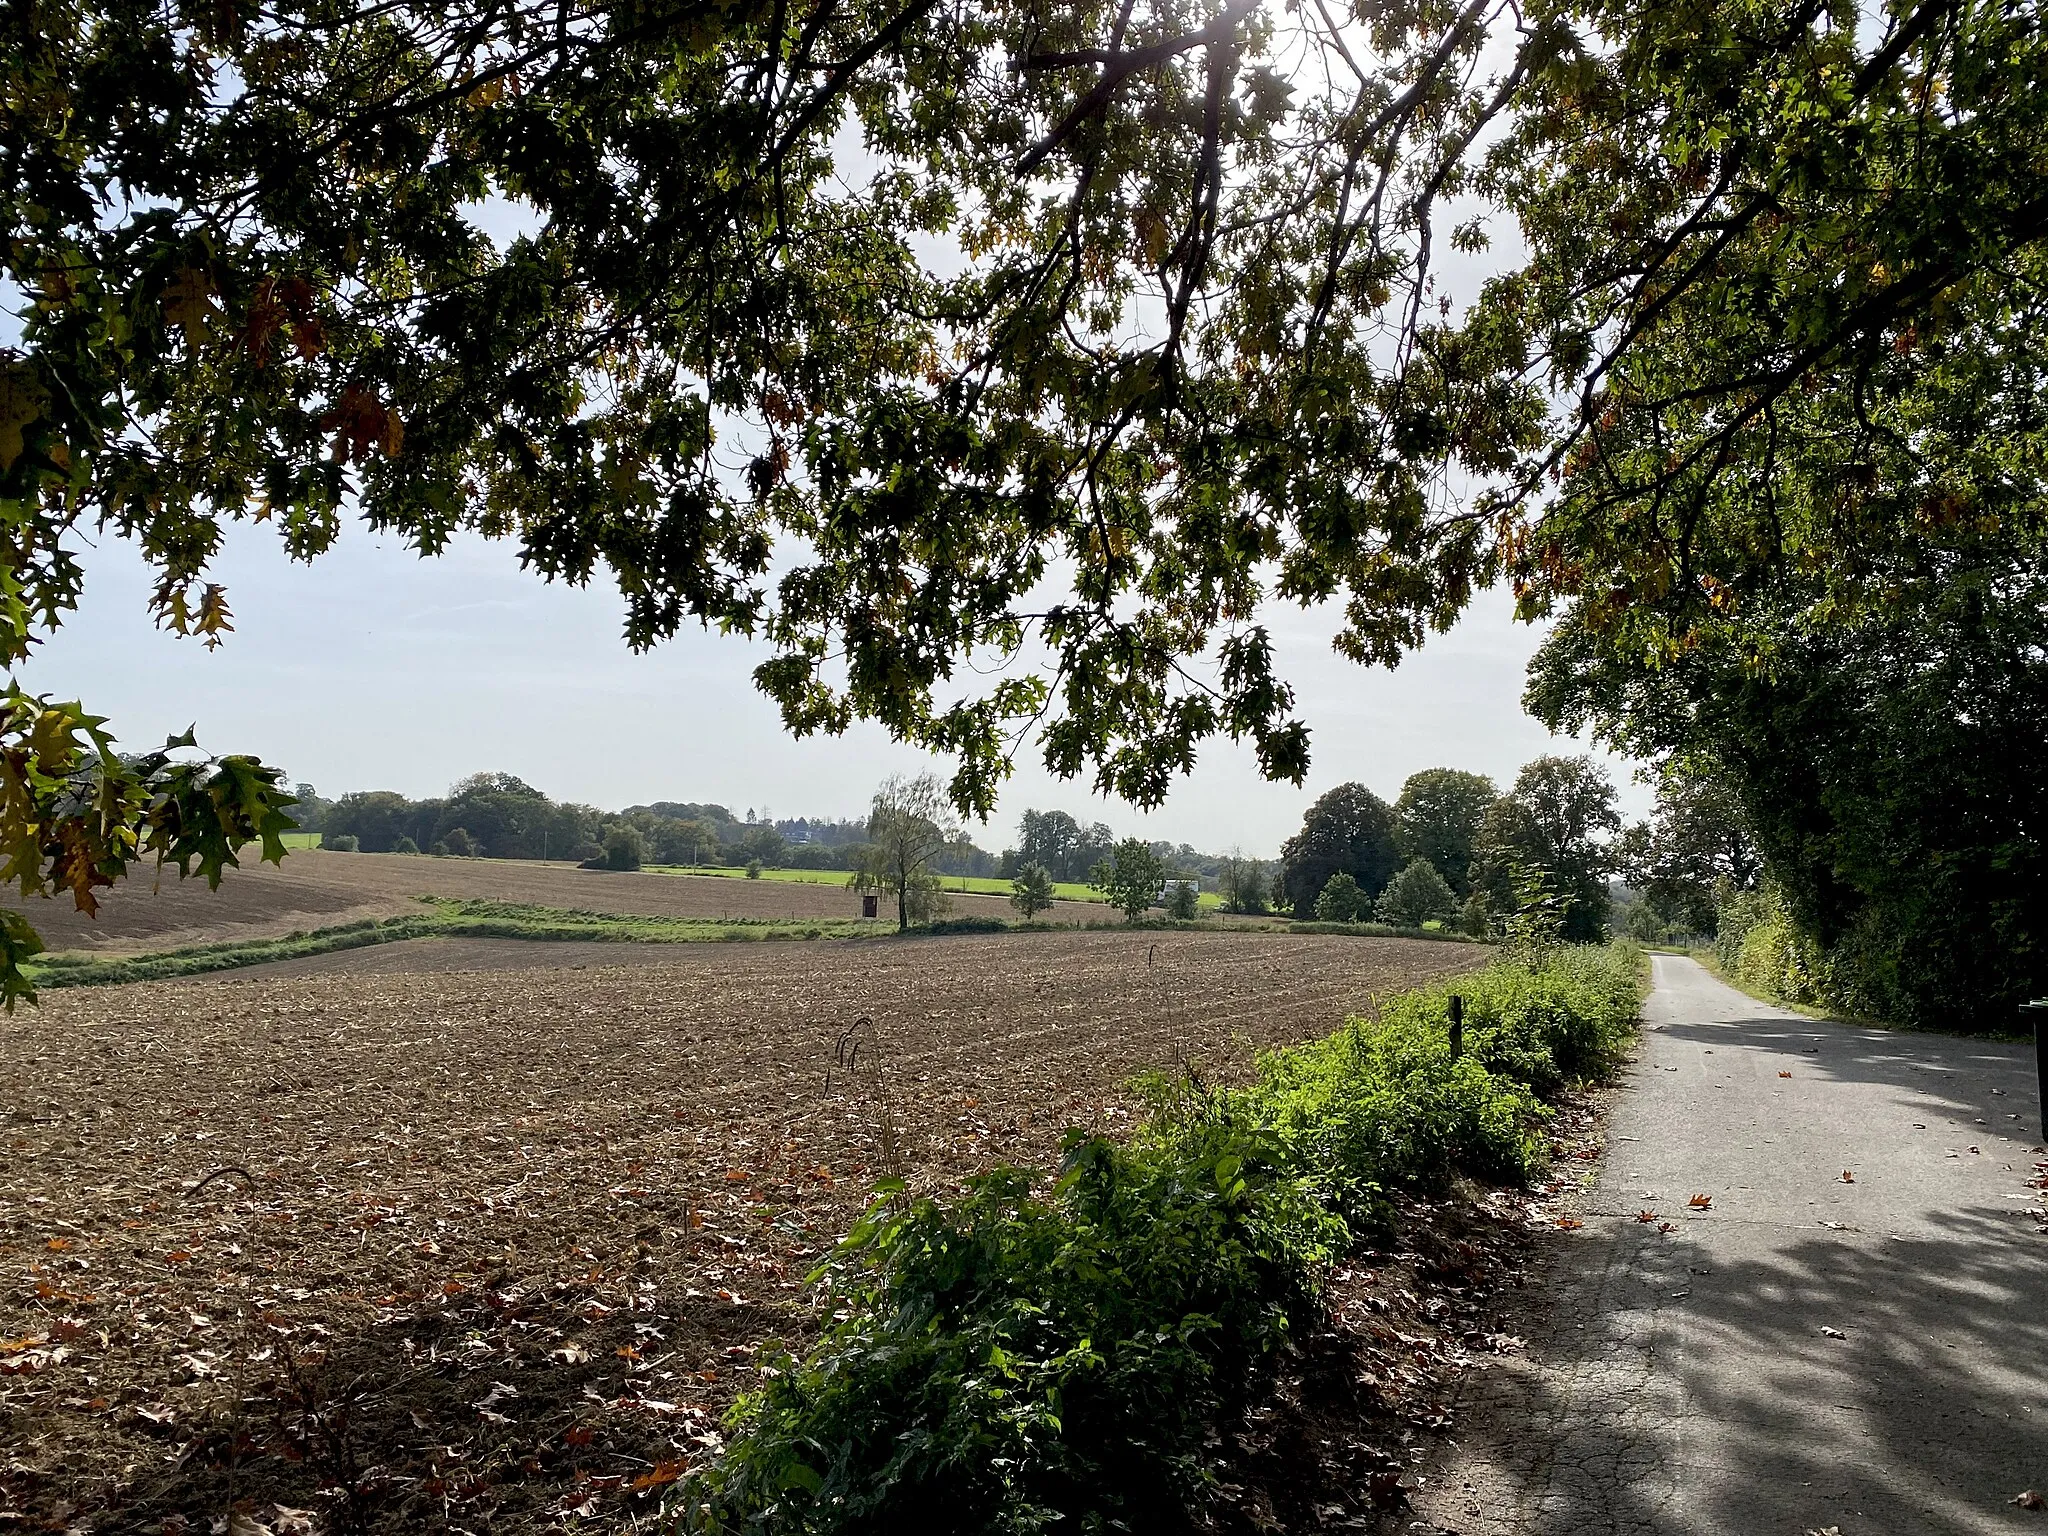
1417,954,2047,1536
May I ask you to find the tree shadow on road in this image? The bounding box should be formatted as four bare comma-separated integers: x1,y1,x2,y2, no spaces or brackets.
1420,1006,2047,1536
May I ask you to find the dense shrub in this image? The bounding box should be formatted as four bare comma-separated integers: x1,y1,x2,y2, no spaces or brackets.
1163,880,1200,920
319,833,358,852
683,945,1641,1535
1312,870,1364,922
603,825,646,871
689,1132,1339,1534
922,915,1009,936
391,835,418,855
1374,858,1456,927
1238,1014,1543,1231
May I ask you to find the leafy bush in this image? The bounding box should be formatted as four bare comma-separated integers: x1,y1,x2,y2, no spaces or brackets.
391,835,418,855
1313,870,1364,922
320,833,358,852
1337,944,1642,1105
440,826,476,857
1238,1015,1544,1231
923,915,1010,936
603,824,646,871
745,858,763,879
1163,880,1200,920
1716,883,1835,1007
1374,858,1456,927
684,947,1640,1535
688,1131,1340,1535
1010,861,1055,919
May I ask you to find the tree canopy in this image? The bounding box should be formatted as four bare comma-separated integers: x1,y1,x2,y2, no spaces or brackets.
1470,755,1618,943
1278,783,1399,917
3,0,2043,998
1392,769,1494,897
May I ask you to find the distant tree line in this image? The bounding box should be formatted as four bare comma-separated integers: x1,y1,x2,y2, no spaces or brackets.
287,774,1004,874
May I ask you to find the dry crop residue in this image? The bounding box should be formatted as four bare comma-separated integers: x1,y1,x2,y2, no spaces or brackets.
1,930,1480,1534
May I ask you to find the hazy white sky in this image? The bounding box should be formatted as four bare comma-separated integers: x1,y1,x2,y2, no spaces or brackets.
19,522,1646,855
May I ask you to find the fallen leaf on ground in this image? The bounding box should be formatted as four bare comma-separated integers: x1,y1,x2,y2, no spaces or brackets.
1556,1218,1583,1230
1840,1171,1855,1182
630,1461,684,1492
1778,1071,1792,1078
1688,1193,1713,1209
2013,1490,2045,1510
1820,1326,1846,1339
1635,1210,1658,1222
1658,1222,1676,1233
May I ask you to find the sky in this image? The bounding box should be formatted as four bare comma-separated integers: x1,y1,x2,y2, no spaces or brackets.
17,522,1648,856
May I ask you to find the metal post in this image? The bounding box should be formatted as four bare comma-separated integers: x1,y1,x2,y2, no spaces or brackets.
2024,1000,2048,1143
1449,994,1464,1060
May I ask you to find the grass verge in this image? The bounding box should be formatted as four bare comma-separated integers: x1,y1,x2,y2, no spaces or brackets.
676,941,1643,1533
24,900,875,988
27,906,1484,989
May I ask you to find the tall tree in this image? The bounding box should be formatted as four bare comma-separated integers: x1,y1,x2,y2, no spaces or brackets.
1471,757,1619,943
1392,770,1496,897
850,774,961,933
1616,767,1762,937
1091,839,1165,924
1530,550,2048,1025
1279,784,1401,919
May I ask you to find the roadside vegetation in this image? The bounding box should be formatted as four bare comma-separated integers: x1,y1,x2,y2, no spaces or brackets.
680,942,1642,1532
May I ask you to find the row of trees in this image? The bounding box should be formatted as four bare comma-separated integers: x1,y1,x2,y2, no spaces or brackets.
1273,758,1764,945
297,775,1003,874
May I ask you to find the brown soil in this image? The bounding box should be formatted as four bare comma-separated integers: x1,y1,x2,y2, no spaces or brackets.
0,931,1485,1535
0,850,1114,957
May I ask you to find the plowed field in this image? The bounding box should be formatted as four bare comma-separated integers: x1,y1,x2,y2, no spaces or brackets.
0,849,1113,957
0,930,1483,1534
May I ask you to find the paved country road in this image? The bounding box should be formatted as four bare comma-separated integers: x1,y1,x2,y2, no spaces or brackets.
1416,954,2048,1536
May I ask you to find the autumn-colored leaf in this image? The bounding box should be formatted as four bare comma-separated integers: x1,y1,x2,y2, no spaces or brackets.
615,1344,640,1361
1778,1070,1792,1078
0,361,49,471
1688,1193,1712,1209
1556,1217,1583,1230
630,1460,683,1491
1635,1210,1658,1222
724,1168,750,1182
161,268,219,344
1841,1170,1855,1182
44,1236,72,1251
1657,1221,1677,1233
2012,1490,2046,1510
564,1424,595,1448
165,1250,193,1264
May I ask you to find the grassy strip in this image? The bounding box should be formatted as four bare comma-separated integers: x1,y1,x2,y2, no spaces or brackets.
25,903,1483,990
645,863,1233,910
678,942,1643,1534
25,901,875,988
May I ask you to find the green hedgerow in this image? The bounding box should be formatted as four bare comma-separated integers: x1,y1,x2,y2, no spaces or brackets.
679,946,1640,1536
